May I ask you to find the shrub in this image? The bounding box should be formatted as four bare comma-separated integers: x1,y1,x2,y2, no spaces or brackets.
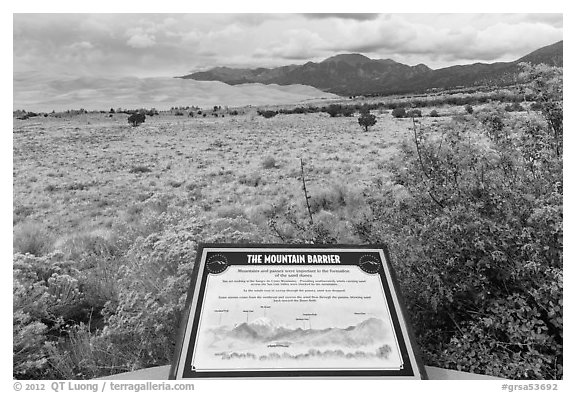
407,109,422,118
519,63,562,150
100,225,200,369
308,184,352,214
127,113,145,127
530,102,543,111
465,104,474,114
129,165,152,174
392,107,406,118
363,86,562,378
238,173,262,187
505,102,525,112
262,156,277,169
325,104,341,117
429,110,440,117
167,180,184,188
13,251,95,378
358,111,377,132
341,107,355,117
13,222,52,256
13,310,49,378
258,110,277,119
44,323,131,379
216,205,246,219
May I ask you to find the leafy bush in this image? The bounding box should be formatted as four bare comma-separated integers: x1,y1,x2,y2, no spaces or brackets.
258,110,278,119
357,65,563,379
407,109,422,118
127,113,145,127
465,104,474,114
519,63,562,151
100,227,197,369
13,251,90,378
341,107,355,117
13,310,49,378
392,107,406,118
429,110,440,117
358,111,377,131
325,104,342,118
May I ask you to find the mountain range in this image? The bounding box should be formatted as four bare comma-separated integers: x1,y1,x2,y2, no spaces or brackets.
208,316,389,349
180,41,563,96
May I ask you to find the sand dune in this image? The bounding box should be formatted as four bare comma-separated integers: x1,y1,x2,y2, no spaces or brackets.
13,72,338,112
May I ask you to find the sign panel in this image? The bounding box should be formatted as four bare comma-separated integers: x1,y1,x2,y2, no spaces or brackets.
170,244,427,379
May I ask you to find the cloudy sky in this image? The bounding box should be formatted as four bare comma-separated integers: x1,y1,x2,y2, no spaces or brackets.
14,13,563,78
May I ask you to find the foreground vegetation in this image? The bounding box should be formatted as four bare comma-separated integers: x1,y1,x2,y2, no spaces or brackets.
13,64,562,379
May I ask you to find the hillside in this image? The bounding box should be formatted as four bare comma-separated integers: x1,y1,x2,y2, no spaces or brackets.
180,41,563,96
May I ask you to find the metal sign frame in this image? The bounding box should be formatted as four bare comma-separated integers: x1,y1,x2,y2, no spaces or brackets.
170,244,427,380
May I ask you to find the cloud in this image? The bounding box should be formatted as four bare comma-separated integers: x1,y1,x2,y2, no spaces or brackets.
265,29,329,61
301,13,380,21
68,41,94,50
13,13,563,79
126,32,156,48
303,14,562,68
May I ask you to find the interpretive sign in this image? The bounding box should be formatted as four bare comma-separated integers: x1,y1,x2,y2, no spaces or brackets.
170,244,427,379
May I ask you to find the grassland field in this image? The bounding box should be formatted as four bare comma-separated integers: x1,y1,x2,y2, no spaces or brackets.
14,105,457,240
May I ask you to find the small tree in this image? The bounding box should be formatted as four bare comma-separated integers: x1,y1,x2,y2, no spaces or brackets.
358,111,377,132
127,113,145,127
392,107,406,118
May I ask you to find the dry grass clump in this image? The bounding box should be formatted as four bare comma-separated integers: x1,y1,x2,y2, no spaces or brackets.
262,156,277,169
13,222,53,256
308,183,364,214
129,165,152,174
216,205,246,219
238,173,262,187
54,229,118,262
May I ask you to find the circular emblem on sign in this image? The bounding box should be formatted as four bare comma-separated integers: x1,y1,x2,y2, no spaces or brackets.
359,255,381,274
207,254,229,274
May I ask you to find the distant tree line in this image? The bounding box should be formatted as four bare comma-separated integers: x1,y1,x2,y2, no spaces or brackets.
269,89,538,118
